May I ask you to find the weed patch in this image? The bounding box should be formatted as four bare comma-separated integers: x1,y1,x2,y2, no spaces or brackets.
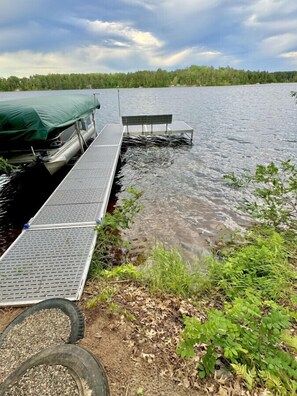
207,228,297,303
142,243,203,298
90,187,143,277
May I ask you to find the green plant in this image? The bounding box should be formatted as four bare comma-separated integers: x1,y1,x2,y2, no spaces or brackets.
108,302,119,315
142,243,202,298
90,187,143,277
178,294,297,394
224,160,297,232
281,331,297,351
207,228,297,302
101,263,142,281
0,156,15,174
174,159,297,393
136,387,144,395
122,308,136,322
85,286,117,308
107,303,136,321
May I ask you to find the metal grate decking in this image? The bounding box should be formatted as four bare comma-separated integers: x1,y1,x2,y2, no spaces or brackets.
0,124,123,306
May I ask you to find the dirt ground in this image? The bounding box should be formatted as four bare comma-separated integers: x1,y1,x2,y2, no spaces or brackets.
0,279,260,396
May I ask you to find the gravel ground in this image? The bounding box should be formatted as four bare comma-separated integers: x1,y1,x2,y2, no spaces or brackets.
3,364,79,396
0,309,71,383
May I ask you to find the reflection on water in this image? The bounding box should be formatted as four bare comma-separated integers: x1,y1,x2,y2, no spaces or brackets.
1,84,297,259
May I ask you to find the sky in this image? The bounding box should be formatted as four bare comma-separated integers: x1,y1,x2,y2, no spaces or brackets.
1,0,297,78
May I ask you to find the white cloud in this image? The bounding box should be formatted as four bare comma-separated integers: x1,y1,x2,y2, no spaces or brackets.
2,0,296,75
259,33,297,56
280,51,297,58
0,43,228,78
122,0,224,14
278,51,297,68
0,49,109,78
244,0,297,29
123,0,224,23
149,46,228,68
120,0,156,11
0,46,144,77
162,0,224,13
77,19,163,48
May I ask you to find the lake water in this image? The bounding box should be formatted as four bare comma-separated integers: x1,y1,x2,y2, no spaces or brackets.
1,84,297,257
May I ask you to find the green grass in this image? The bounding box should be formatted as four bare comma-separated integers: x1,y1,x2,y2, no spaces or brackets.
141,243,203,298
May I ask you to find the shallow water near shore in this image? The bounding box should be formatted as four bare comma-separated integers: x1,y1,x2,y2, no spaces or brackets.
1,84,297,257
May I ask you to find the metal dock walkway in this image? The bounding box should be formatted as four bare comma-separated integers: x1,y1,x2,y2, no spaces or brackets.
0,124,123,306
0,116,193,307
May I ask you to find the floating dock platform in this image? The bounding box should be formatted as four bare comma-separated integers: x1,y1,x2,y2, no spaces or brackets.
0,117,193,306
122,114,193,143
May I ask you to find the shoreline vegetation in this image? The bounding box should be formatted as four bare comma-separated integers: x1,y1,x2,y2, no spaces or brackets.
1,65,297,91
87,160,297,395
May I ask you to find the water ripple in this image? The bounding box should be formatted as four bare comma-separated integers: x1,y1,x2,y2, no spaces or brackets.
1,84,297,257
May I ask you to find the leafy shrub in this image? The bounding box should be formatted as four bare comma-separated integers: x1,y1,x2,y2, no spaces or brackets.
101,263,141,281
90,187,143,276
208,228,296,302
177,159,297,394
224,160,297,232
0,156,15,174
85,285,117,308
178,294,297,394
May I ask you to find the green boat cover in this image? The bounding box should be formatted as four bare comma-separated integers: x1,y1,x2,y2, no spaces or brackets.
0,94,100,142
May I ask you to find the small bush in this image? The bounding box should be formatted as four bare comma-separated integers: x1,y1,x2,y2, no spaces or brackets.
178,294,297,394
85,285,117,308
0,156,15,174
224,160,297,233
208,228,297,303
101,263,142,281
90,187,143,277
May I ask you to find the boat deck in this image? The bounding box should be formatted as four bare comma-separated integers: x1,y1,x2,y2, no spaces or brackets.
0,124,123,306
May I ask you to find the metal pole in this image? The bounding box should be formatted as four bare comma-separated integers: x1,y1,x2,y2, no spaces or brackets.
117,89,121,121
75,122,85,154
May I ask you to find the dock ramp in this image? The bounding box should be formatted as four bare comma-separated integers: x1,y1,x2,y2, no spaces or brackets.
0,124,123,306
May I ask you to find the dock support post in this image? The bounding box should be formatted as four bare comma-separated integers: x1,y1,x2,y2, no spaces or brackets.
75,122,85,154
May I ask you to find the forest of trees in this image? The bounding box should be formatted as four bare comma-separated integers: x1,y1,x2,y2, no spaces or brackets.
1,65,297,91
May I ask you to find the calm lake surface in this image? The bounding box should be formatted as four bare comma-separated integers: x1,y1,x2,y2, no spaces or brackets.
1,84,297,257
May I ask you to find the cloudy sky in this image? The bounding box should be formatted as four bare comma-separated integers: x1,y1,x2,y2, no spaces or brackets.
1,0,297,77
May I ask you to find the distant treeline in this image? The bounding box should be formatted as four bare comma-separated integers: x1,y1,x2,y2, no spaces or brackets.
1,65,297,91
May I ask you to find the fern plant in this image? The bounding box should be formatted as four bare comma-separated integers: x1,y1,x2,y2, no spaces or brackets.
178,295,297,393
208,228,296,303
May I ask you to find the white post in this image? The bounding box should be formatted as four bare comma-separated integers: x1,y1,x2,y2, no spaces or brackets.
75,122,85,154
117,89,121,122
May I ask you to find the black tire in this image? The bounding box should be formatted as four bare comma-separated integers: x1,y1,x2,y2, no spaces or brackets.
0,298,84,345
0,345,110,396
